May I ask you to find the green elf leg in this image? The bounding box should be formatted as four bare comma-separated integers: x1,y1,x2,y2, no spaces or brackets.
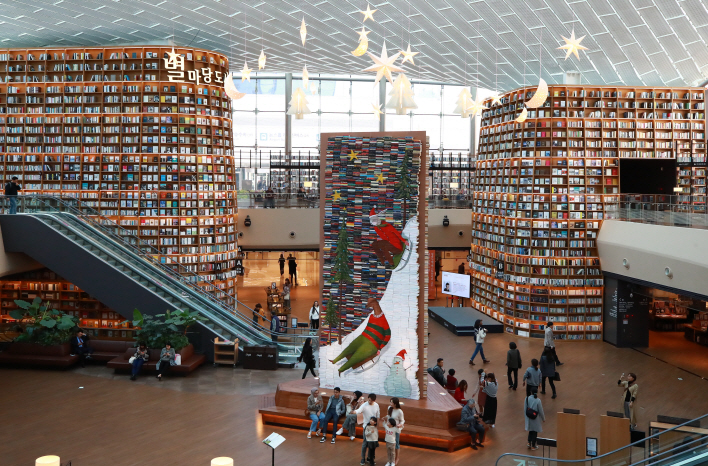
336,337,379,373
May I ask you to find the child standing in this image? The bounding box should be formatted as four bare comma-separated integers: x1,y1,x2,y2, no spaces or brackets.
445,368,458,393
384,418,397,466
361,417,379,466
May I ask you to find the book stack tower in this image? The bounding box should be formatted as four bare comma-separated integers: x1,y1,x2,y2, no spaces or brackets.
0,46,238,308
472,84,706,340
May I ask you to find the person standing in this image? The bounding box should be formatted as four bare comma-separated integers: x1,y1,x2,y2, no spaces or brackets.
355,393,380,444
337,390,364,440
460,399,485,450
544,321,563,365
525,388,545,450
252,303,263,328
618,372,639,430
386,397,405,465
445,368,458,393
469,319,490,365
540,348,557,399
129,343,149,381
430,357,446,386
361,417,379,466
482,373,498,428
522,358,542,397
506,341,522,391
70,330,93,368
309,300,320,331
306,388,325,439
278,253,286,276
298,337,317,379
282,279,291,311
4,176,21,214
385,418,398,466
258,304,267,327
156,342,175,381
270,311,281,343
288,254,298,286
265,185,275,208
320,387,345,444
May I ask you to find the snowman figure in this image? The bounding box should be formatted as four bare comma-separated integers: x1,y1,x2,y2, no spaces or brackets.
384,349,412,398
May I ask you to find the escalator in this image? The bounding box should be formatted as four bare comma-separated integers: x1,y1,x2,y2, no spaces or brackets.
0,195,304,364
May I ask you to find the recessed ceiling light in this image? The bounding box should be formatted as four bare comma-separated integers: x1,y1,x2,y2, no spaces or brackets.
55,21,65,25
95,5,105,10
134,10,145,15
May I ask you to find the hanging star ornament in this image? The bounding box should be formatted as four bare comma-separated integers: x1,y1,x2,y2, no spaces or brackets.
557,29,588,60
348,150,359,161
258,50,266,70
400,43,419,65
300,17,307,46
351,26,370,56
362,42,404,86
359,4,377,22
466,97,488,118
241,60,252,82
372,102,383,120
490,93,502,106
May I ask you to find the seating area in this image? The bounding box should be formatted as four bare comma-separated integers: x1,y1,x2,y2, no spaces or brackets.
107,344,206,375
259,376,472,452
0,342,78,368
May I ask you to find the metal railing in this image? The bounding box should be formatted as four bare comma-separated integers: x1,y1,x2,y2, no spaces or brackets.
497,412,708,466
237,191,319,209
609,194,708,229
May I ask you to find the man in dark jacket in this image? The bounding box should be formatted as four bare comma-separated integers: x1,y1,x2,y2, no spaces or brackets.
430,357,446,386
288,254,298,286
4,176,21,214
70,330,94,367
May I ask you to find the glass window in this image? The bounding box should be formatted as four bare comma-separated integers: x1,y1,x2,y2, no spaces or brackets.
321,80,350,113
352,81,379,113
257,112,286,148
443,85,467,115
256,79,285,111
351,113,380,132
442,115,471,151
233,112,256,147
292,114,320,148
386,112,410,131
292,79,320,112
412,114,441,150
320,112,351,136
413,84,441,114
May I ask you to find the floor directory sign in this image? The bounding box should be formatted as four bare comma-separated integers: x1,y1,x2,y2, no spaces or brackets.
441,271,470,298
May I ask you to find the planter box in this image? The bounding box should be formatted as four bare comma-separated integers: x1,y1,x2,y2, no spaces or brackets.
0,341,79,368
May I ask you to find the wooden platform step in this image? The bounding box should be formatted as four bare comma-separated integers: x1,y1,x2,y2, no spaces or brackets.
259,406,472,452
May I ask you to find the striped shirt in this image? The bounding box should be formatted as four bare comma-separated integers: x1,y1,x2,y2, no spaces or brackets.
362,312,391,349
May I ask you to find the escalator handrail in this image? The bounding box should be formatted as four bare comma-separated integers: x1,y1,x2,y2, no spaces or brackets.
8,194,241,308
36,212,301,347
29,212,267,346
495,412,708,466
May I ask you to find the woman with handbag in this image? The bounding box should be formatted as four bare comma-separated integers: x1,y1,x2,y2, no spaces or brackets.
524,388,545,450
156,342,176,381
129,342,149,381
482,373,498,428
459,399,485,450
468,319,490,365
540,348,558,398
337,390,364,440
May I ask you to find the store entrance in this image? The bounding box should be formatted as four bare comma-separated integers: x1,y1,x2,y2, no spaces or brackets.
604,276,708,377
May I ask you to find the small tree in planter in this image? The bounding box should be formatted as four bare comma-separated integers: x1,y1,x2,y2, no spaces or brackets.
323,297,339,344
9,298,78,346
128,308,204,350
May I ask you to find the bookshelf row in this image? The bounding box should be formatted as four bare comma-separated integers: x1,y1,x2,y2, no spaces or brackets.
0,46,239,301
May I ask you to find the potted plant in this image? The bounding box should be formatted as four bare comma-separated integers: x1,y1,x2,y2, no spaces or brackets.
9,298,78,346
128,308,205,351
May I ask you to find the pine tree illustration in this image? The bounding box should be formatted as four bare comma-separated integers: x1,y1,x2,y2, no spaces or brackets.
331,217,353,344
394,150,414,226
323,296,338,344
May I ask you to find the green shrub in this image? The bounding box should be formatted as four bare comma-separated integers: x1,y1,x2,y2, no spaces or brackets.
128,308,205,350
9,298,79,346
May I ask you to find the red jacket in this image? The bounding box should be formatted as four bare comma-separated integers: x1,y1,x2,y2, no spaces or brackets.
374,221,404,251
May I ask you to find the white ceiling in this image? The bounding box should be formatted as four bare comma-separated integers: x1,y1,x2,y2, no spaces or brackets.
1,0,708,90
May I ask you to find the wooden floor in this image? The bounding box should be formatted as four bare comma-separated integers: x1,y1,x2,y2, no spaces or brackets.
3,318,708,465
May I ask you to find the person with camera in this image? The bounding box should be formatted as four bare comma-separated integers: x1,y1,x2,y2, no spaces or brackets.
618,372,639,430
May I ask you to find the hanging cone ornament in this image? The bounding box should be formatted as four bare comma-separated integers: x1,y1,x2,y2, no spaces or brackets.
453,88,475,118
385,73,417,115
302,65,310,89
258,50,266,70
300,17,307,46
287,87,311,119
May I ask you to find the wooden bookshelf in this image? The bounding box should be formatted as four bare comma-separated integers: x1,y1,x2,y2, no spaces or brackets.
472,85,706,340
0,268,135,340
0,46,238,300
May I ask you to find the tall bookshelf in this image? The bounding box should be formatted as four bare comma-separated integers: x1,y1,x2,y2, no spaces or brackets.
472,85,706,340
0,46,238,301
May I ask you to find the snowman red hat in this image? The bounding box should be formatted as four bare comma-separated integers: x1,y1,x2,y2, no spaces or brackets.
396,349,407,359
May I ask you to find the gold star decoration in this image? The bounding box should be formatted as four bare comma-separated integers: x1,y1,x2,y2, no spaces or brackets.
372,102,383,120
241,60,252,82
300,17,307,46
557,29,588,60
359,4,377,22
375,173,385,183
332,191,341,201
400,43,419,65
258,50,266,70
166,48,181,64
490,93,502,106
362,42,404,86
348,150,359,161
356,26,370,42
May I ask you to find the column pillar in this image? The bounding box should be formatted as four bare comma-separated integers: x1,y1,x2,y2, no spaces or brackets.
378,79,386,131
